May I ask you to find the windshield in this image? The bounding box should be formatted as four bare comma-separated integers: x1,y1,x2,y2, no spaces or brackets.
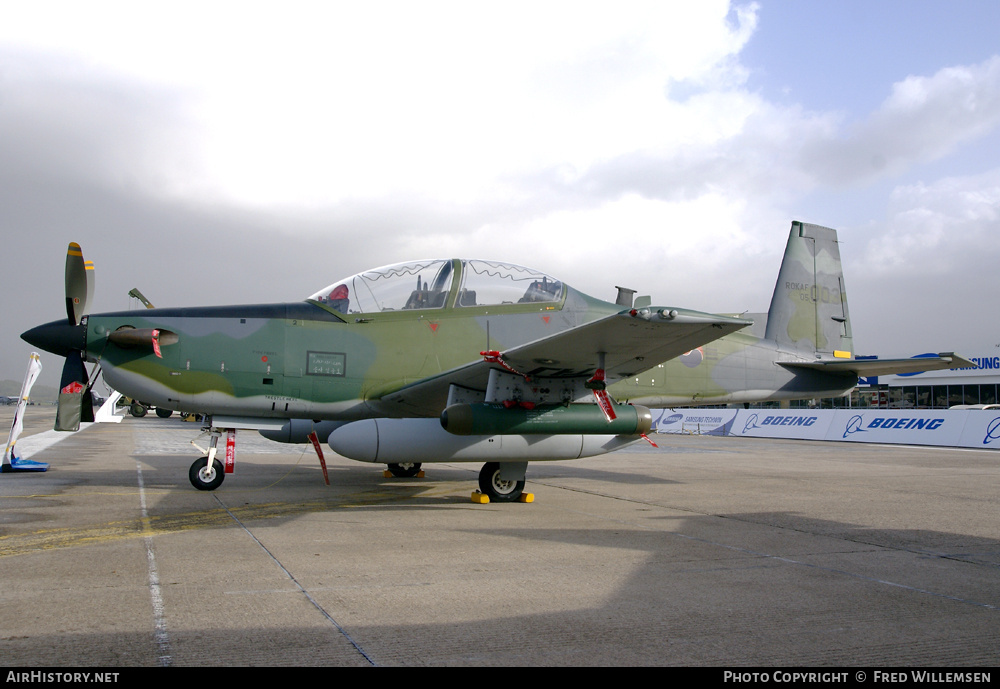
309,259,454,313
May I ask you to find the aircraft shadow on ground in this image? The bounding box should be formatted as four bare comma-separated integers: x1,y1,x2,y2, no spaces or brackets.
3,513,998,666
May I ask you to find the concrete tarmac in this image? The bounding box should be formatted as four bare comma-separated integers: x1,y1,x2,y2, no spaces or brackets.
1,408,998,667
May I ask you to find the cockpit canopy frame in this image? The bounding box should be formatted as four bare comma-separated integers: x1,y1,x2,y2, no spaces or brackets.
309,259,565,315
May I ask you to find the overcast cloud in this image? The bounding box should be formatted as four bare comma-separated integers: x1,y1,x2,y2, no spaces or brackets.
2,1,999,387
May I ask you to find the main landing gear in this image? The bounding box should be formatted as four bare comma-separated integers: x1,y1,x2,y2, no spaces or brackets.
381,460,531,503
386,462,423,478
477,461,526,503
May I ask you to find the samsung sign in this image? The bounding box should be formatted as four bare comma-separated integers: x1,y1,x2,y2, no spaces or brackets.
890,353,999,380
960,355,1000,371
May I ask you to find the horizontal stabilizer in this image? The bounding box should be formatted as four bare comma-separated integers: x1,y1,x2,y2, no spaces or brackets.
778,352,976,377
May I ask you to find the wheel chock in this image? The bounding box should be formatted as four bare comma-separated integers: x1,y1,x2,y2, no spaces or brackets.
416,470,425,478
470,492,532,504
383,470,393,478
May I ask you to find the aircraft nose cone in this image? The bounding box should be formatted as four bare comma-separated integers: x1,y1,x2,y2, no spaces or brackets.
21,319,87,357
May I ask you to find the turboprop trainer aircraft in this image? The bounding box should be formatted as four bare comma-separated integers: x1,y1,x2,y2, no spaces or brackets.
22,222,972,502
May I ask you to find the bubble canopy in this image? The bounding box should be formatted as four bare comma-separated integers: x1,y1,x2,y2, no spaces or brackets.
309,259,564,314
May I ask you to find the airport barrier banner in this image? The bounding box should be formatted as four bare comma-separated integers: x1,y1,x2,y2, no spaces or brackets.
658,408,1000,449
827,410,964,446
729,410,834,440
653,408,739,435
958,411,1000,449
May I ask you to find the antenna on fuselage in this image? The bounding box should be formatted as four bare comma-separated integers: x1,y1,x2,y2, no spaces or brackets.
128,288,155,309
615,286,636,308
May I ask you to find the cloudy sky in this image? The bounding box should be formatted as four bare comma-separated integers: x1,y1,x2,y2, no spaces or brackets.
3,0,999,388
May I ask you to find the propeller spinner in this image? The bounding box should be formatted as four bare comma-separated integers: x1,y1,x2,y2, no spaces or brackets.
21,243,97,430
60,243,95,428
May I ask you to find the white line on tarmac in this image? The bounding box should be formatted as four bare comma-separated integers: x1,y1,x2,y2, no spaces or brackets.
136,460,173,667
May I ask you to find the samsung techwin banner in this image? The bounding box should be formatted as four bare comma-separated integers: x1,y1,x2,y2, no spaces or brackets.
652,408,739,435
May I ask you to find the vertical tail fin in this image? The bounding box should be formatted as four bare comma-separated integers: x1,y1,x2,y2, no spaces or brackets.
765,221,853,357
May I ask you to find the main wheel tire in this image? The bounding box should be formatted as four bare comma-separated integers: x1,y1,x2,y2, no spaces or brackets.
478,462,524,502
155,407,173,418
189,456,225,491
130,402,147,417
387,462,422,478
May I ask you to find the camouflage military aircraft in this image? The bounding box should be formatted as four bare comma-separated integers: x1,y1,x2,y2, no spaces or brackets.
22,222,971,502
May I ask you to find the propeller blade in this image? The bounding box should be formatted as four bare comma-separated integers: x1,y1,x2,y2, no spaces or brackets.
85,259,95,317
65,242,93,326
55,351,94,431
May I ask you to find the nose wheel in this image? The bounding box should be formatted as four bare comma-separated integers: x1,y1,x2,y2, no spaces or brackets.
189,456,225,491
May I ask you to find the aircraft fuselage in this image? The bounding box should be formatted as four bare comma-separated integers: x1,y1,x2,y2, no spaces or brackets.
79,297,855,420
85,288,624,419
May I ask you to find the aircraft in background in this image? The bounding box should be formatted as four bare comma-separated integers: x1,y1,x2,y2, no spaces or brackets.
22,224,973,502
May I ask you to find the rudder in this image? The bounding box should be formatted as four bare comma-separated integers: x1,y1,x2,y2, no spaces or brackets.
764,221,852,356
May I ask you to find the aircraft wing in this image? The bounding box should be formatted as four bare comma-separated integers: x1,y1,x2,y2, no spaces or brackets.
778,352,976,377
375,308,753,416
